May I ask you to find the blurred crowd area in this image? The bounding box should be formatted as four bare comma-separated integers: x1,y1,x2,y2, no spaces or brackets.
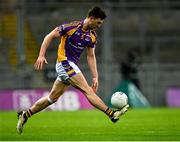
0,0,180,106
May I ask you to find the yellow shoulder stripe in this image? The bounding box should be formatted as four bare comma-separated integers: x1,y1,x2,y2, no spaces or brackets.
90,32,96,43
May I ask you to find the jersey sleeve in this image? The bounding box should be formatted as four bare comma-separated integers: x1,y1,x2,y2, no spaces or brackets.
58,25,65,36
89,40,97,48
88,31,97,48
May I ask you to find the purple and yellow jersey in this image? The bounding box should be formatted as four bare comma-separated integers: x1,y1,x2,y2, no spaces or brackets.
57,20,97,64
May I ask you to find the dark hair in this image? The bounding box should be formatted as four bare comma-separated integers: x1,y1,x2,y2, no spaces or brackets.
87,6,106,20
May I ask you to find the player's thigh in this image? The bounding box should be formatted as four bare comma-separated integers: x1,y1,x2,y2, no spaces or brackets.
68,73,93,94
49,79,69,100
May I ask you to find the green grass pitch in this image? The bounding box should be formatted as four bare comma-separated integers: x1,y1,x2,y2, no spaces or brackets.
0,108,180,141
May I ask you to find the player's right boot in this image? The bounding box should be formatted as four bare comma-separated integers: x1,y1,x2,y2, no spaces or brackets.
110,104,129,123
16,111,28,134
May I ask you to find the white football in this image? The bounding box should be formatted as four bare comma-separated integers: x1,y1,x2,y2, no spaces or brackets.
111,91,128,108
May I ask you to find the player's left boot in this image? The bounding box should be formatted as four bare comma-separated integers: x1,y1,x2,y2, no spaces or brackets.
110,104,129,123
16,111,28,134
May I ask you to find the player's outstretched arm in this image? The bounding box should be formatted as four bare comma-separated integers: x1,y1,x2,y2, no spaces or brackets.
34,27,60,70
87,47,98,93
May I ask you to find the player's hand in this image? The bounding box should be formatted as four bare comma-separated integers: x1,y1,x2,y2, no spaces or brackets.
91,77,98,93
34,56,48,70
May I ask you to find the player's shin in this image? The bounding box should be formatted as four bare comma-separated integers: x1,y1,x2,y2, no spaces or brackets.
29,96,54,115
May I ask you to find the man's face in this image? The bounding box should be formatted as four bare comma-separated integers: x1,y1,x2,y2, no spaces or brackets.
88,17,104,30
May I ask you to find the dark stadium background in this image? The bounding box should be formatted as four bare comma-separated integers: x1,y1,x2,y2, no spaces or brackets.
0,0,180,108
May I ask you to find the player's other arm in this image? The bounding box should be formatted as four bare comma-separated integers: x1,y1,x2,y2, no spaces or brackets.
87,47,98,93
34,27,60,70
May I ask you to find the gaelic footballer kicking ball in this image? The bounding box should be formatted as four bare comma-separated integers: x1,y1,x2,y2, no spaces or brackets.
111,91,128,109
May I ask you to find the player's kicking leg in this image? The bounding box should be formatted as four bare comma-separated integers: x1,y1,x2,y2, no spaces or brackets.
68,73,129,123
16,80,69,134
